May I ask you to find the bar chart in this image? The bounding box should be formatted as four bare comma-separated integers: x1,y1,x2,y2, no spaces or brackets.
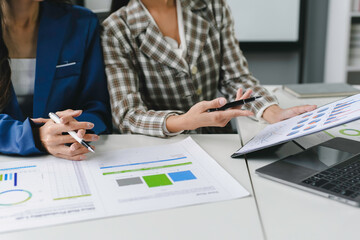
0,173,17,186
99,153,200,189
0,165,38,207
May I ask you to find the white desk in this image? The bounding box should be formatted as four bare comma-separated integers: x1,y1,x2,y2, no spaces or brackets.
236,86,360,240
0,135,264,240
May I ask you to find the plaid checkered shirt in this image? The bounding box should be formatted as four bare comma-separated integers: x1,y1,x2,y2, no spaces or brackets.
102,0,278,137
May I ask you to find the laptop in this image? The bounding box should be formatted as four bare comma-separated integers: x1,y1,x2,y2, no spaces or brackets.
255,137,360,207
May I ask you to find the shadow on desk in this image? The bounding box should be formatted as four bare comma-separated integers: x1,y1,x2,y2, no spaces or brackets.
245,141,304,162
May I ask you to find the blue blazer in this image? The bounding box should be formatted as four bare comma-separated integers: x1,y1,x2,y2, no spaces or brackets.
0,1,112,156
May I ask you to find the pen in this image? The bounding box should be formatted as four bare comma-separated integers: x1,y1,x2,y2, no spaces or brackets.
48,112,95,153
208,96,262,112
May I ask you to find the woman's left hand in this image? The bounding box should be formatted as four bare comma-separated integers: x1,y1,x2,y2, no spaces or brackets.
31,109,99,160
262,104,317,124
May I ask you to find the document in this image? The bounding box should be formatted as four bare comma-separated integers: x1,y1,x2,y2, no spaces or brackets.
0,137,249,233
233,93,360,156
295,120,360,149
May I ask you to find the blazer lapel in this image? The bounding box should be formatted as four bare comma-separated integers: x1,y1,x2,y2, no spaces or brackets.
127,0,188,73
140,24,188,72
33,2,70,117
182,0,210,68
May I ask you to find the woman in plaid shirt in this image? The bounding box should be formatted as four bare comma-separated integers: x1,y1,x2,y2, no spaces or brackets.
102,0,316,137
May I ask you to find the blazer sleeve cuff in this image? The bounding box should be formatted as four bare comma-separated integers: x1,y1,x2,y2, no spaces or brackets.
13,118,44,156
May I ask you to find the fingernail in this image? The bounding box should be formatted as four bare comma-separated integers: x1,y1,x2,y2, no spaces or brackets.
88,123,94,128
80,155,86,160
92,135,99,141
219,98,226,106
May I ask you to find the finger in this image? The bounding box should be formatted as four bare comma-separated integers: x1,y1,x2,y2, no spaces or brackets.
290,105,317,115
219,109,254,119
31,118,50,124
56,109,82,121
236,88,243,100
82,134,99,142
52,133,99,145
282,105,317,119
241,89,253,100
197,98,227,112
303,105,317,112
77,129,86,138
70,142,82,152
60,111,83,124
68,144,95,156
60,115,75,124
52,121,94,134
56,109,82,117
236,89,253,101
55,144,90,158
54,153,87,161
70,143,96,152
207,109,254,127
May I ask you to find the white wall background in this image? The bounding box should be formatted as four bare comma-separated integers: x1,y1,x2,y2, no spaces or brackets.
227,0,300,42
85,0,111,12
82,0,326,85
85,0,300,42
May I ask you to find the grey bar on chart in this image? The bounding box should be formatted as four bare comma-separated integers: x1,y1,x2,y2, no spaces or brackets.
116,177,143,187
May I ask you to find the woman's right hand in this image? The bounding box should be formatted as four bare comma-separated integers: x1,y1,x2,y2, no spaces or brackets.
166,97,254,133
32,109,99,160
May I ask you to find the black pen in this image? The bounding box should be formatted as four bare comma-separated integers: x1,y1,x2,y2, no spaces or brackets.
208,96,262,112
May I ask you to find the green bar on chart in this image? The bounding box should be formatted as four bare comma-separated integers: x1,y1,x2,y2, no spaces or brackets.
143,174,173,188
0,174,2,181
103,162,192,175
53,194,91,201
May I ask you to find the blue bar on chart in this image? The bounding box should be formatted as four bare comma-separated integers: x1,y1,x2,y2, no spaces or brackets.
100,156,187,170
168,170,197,182
0,165,36,171
0,173,18,186
14,173,17,186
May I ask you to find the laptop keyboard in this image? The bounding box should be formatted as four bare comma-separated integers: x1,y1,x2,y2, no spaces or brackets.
302,157,360,199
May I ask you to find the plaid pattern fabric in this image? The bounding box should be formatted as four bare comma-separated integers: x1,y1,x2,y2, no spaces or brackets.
102,0,278,137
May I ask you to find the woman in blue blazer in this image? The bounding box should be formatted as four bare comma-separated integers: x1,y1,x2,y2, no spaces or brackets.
0,0,111,160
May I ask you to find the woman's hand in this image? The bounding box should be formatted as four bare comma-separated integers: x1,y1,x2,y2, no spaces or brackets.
262,104,317,124
32,109,99,160
166,88,254,133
